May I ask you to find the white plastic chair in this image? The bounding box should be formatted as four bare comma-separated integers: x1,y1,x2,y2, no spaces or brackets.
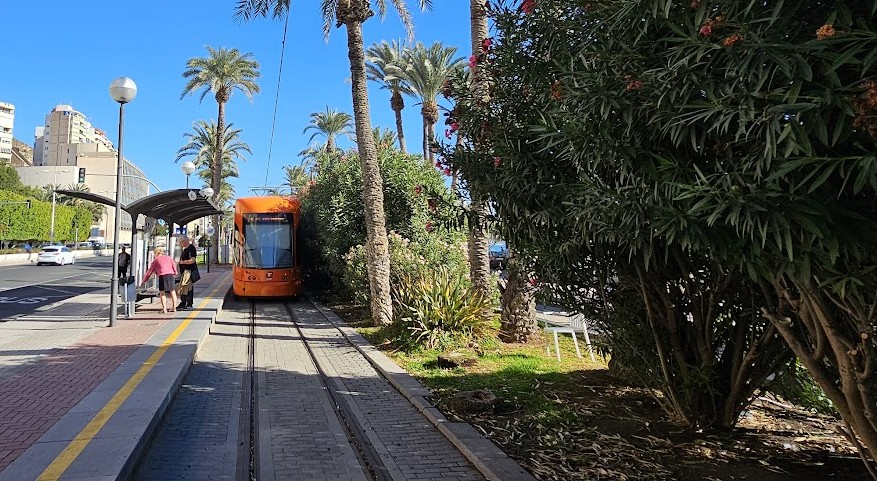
544,313,596,362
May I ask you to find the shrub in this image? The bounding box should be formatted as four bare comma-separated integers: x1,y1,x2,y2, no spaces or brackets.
341,230,471,305
392,266,494,350
302,148,459,295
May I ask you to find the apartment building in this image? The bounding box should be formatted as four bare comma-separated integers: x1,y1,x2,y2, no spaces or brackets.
33,105,115,165
16,104,155,245
0,102,14,164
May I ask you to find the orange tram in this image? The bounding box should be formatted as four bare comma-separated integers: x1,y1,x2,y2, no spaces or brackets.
232,195,302,298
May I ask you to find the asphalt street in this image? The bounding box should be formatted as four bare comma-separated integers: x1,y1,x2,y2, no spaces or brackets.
0,256,114,319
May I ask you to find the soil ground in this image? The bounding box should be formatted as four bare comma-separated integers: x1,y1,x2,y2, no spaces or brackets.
438,367,868,481
328,302,870,481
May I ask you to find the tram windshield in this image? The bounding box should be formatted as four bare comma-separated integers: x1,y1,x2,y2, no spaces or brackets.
242,213,294,268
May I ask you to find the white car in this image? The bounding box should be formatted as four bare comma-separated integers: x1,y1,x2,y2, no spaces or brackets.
36,246,76,266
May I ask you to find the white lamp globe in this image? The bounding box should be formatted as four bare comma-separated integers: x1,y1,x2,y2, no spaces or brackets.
181,161,196,176
201,187,214,198
109,77,137,104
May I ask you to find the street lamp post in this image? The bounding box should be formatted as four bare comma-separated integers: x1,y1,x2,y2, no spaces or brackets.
181,161,196,189
41,169,70,244
109,77,137,327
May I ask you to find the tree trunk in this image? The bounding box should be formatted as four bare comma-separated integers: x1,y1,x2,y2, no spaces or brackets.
499,258,539,343
211,100,224,264
344,18,393,326
468,200,491,302
764,279,877,474
466,0,492,304
421,114,429,163
391,90,406,153
327,135,336,153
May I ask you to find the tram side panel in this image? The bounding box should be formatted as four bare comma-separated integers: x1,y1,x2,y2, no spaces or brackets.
233,196,302,298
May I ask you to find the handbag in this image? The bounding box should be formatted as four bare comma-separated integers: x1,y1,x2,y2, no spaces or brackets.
190,267,201,283
177,270,192,295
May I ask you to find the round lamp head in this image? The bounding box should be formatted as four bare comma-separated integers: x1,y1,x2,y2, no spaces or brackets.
201,187,214,198
181,161,196,175
188,190,198,201
109,77,137,104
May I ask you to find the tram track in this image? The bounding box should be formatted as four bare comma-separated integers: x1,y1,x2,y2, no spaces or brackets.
241,298,390,481
238,301,259,481
138,293,485,481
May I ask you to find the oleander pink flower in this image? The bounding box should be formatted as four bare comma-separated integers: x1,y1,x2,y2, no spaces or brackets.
816,24,836,40
493,157,501,167
521,0,536,14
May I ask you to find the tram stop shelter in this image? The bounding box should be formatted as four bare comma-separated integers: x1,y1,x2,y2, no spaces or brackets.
56,188,223,315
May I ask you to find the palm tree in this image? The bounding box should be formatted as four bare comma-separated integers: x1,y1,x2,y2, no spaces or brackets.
303,107,353,153
60,183,91,208
466,0,497,327
39,184,57,202
390,41,464,163
236,0,431,327
176,119,251,208
283,164,311,194
366,40,411,152
371,126,398,153
181,46,260,259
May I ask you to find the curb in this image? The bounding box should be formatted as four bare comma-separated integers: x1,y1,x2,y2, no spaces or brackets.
312,302,536,481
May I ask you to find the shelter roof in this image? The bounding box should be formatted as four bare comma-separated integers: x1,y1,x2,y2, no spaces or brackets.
56,188,223,227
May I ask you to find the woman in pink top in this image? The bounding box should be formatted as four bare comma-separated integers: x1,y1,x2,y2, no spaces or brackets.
141,247,179,313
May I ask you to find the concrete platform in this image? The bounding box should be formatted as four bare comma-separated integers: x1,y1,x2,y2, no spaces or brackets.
0,266,232,481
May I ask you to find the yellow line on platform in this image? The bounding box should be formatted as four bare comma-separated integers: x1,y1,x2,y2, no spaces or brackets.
37,273,230,481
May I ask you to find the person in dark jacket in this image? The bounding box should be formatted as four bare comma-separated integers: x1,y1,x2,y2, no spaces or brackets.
176,236,199,310
118,246,131,279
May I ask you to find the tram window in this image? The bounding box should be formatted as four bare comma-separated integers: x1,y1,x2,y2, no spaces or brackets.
242,213,294,268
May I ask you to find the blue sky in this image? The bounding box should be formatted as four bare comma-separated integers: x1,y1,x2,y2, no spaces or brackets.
0,0,471,197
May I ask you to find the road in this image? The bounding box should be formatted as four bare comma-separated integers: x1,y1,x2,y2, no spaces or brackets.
0,256,114,320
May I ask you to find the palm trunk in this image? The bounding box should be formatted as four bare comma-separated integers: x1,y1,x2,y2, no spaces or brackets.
468,200,491,301
426,121,436,164
467,0,492,303
391,90,406,153
421,114,429,163
345,19,393,326
327,136,336,153
211,101,225,264
499,257,539,343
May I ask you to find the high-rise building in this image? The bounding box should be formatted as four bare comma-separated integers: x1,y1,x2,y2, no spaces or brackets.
17,104,155,245
33,105,115,166
0,102,14,164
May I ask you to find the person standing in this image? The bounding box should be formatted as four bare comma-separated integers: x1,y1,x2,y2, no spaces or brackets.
118,246,131,279
141,247,179,314
176,236,199,310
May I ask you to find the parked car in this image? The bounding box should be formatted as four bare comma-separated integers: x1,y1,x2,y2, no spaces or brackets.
36,246,76,266
489,244,509,270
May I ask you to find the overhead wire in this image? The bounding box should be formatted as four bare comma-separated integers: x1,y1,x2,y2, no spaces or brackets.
263,12,290,188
